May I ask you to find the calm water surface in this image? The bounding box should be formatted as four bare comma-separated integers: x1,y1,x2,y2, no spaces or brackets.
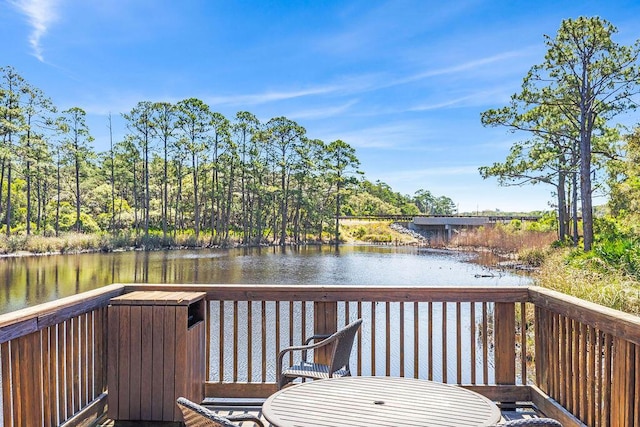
0,245,531,315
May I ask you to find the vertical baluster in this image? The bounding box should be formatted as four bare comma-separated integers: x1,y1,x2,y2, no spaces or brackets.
470,302,476,385
428,301,433,381
385,302,390,376
11,338,23,426
442,302,448,383
1,341,12,427
482,302,488,385
562,316,570,409
587,326,596,427
247,301,253,383
399,302,405,378
413,301,419,379
549,312,557,401
456,302,461,384
219,301,225,383
206,301,211,383
288,301,294,367
344,301,350,324
572,319,580,415
84,313,91,406
233,301,238,383
520,302,527,385
95,307,106,396
261,301,267,383
579,322,588,421
301,301,307,345
42,326,53,427
357,302,362,376
74,316,82,411
602,333,612,426
371,302,376,376
275,301,281,377
65,318,74,419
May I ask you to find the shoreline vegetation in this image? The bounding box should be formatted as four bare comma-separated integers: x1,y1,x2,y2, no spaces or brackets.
2,219,638,315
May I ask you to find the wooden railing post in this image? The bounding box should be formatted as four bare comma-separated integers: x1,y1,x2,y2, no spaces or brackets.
494,302,516,385
314,301,337,365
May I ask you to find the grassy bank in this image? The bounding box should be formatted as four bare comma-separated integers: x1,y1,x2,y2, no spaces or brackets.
0,231,213,256
449,224,640,315
536,248,640,315
0,221,418,256
339,220,421,244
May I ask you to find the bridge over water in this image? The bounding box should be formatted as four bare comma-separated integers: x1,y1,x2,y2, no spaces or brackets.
341,215,541,242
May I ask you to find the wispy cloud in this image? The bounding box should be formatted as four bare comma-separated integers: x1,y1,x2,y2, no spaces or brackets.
369,165,483,198
408,87,512,112
392,49,533,86
380,165,481,181
318,121,441,150
10,0,59,62
286,100,359,121
204,84,349,107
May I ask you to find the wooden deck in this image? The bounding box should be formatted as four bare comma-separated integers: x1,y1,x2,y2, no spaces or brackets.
2,283,639,426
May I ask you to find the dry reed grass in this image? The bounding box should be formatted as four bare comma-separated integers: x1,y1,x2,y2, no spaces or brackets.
449,224,557,256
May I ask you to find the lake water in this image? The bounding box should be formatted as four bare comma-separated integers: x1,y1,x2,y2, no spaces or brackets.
0,245,531,315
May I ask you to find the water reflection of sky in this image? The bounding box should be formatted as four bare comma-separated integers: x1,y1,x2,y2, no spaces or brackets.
166,245,531,287
0,245,531,314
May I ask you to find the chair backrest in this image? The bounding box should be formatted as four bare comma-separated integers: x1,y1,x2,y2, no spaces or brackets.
177,397,238,427
329,318,363,375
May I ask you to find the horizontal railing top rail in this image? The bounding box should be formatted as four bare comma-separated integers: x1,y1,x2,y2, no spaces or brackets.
0,284,125,345
2,283,639,345
122,283,530,303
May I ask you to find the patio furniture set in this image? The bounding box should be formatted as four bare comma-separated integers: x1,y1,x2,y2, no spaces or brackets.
176,318,562,427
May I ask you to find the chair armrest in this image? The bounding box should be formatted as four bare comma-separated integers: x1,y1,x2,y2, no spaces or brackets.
304,333,331,345
226,413,265,426
277,333,338,370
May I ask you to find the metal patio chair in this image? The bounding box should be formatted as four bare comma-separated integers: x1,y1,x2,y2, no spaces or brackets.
177,397,265,427
277,318,363,389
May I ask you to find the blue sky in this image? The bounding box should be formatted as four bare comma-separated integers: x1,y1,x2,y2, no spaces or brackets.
3,1,640,213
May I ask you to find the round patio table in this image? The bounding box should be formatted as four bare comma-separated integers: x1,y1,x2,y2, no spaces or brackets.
262,376,502,427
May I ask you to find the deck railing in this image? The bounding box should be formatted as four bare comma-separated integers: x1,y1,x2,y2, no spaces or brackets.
0,283,638,426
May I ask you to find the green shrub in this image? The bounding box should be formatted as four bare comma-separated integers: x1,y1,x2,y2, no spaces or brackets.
518,247,549,267
353,226,367,239
363,233,392,243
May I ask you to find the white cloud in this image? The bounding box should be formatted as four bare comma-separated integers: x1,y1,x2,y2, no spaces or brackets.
381,166,481,182
393,49,534,87
318,121,440,150
10,0,59,62
204,84,348,107
286,100,359,121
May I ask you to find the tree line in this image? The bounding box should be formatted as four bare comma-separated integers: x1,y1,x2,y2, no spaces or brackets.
0,67,456,247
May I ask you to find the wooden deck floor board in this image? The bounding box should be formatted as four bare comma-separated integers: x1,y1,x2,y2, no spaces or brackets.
96,402,545,426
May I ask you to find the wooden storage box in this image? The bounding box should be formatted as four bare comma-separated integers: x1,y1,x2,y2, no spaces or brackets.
107,291,206,423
